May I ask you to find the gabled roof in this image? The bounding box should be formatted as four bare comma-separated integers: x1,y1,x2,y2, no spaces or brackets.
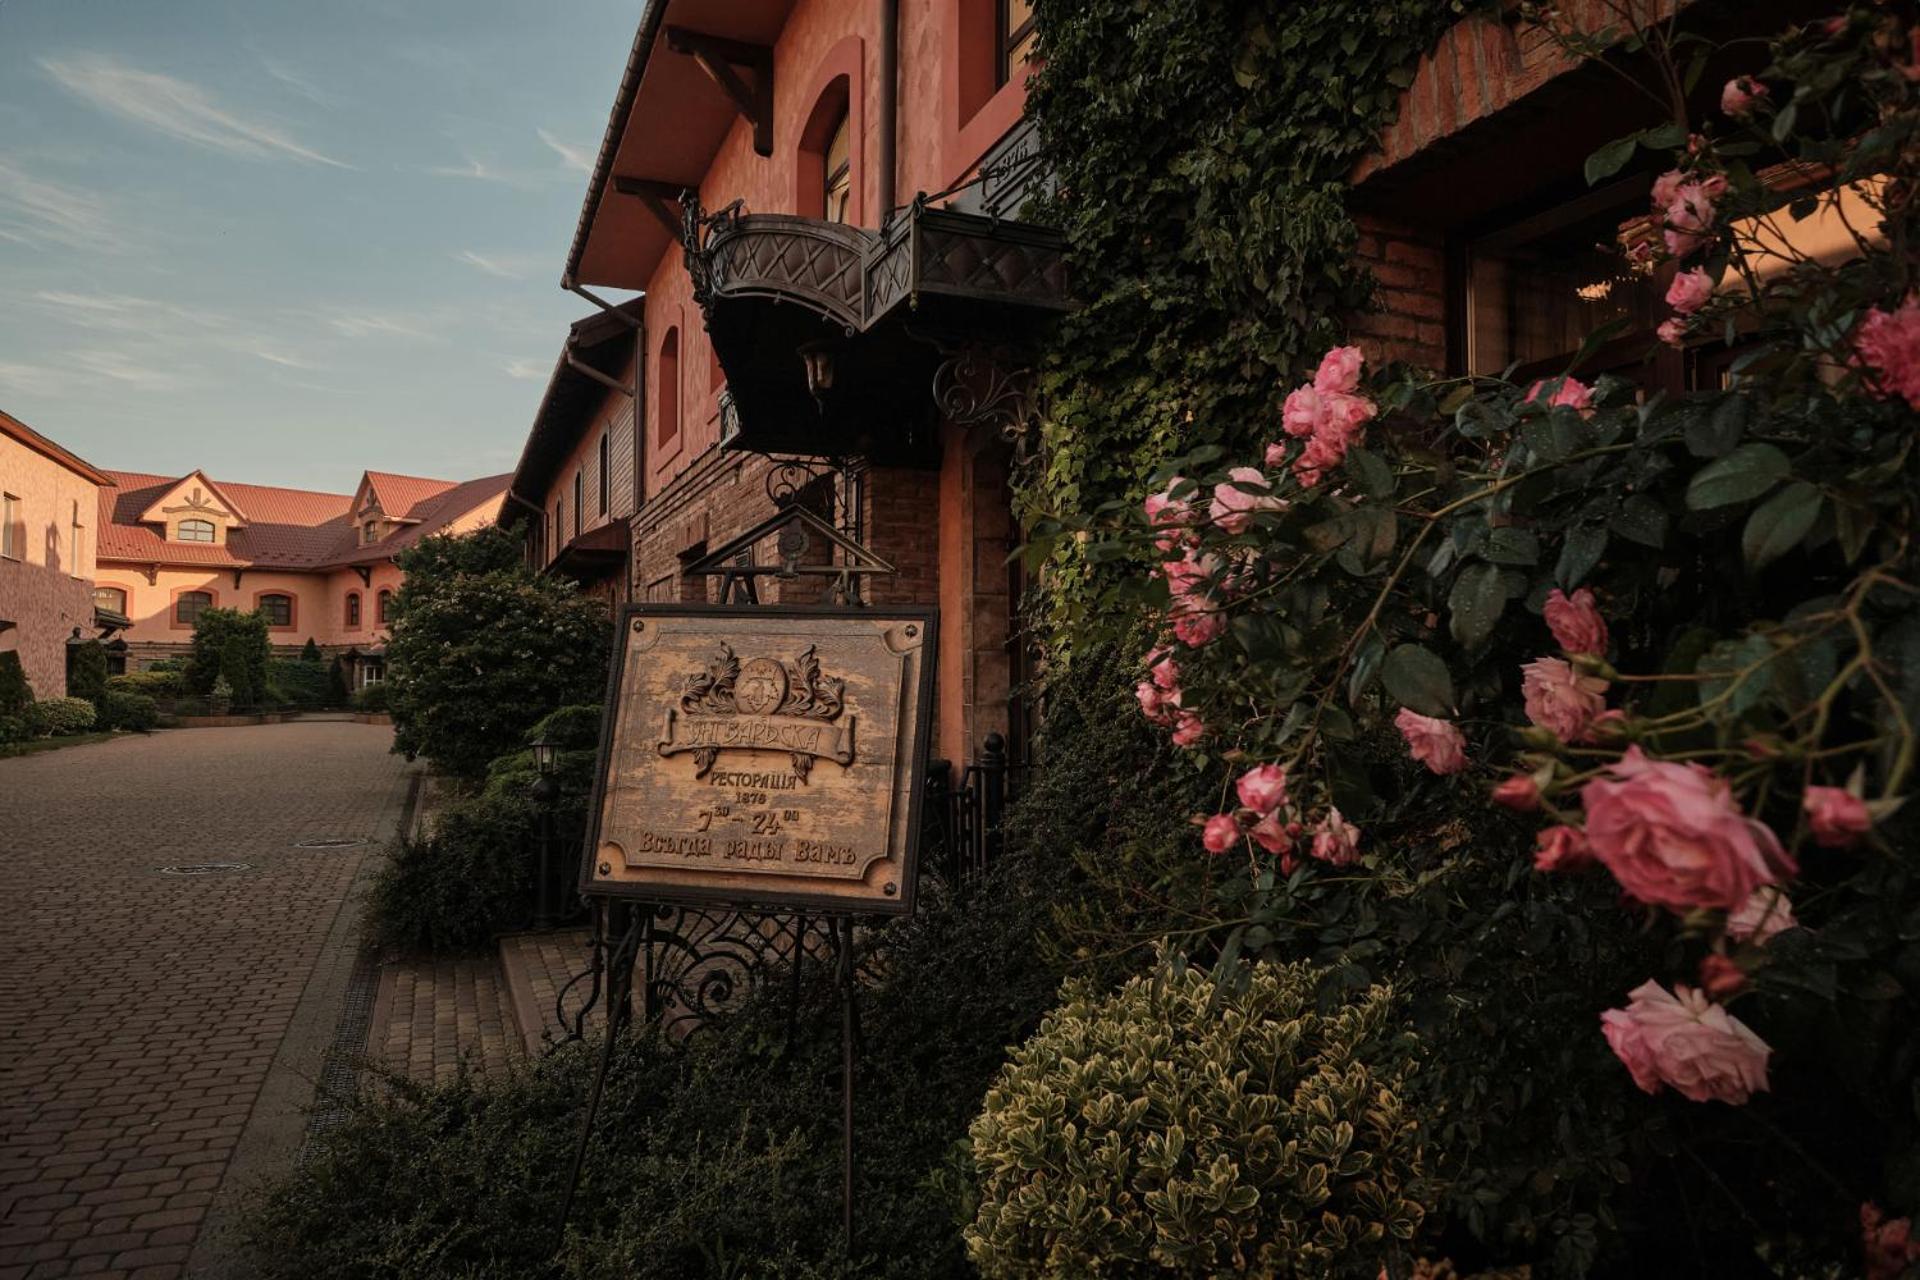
361,471,459,521
504,299,642,525
0,409,113,486
136,469,249,526
96,468,511,572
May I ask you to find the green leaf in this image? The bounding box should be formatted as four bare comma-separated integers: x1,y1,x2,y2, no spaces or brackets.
1485,526,1540,566
1383,643,1455,717
1639,122,1688,150
1835,499,1876,565
1741,481,1823,570
1685,443,1791,510
1584,134,1639,186
1344,446,1395,500
1609,495,1669,549
1685,395,1747,458
1448,562,1507,651
1555,526,1607,589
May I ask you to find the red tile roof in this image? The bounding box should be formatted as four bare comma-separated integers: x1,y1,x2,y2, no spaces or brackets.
0,409,113,486
363,471,459,521
97,468,510,572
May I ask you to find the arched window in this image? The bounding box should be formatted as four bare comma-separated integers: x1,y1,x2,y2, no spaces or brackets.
93,586,127,614
657,327,680,447
257,593,294,628
177,518,216,543
174,590,213,626
597,432,611,514
573,469,584,537
824,109,852,224
376,589,392,626
345,592,362,628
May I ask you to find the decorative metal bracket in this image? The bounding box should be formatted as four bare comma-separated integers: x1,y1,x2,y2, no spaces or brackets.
928,342,1043,464
681,191,745,312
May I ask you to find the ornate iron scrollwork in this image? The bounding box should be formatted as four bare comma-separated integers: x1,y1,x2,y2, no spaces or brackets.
931,344,1043,463
681,191,745,311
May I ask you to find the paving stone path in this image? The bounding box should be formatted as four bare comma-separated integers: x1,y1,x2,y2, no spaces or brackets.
0,723,416,1280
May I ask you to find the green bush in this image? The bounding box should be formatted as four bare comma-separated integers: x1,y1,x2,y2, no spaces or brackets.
67,639,108,708
186,607,269,698
219,635,256,708
0,651,32,716
108,669,186,698
0,714,26,745
26,697,98,736
352,682,389,713
268,658,331,710
368,791,537,953
300,637,323,663
967,955,1430,1278
99,691,159,733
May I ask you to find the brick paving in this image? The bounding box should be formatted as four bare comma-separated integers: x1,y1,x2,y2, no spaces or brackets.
0,723,415,1279
498,929,600,1054
366,956,521,1083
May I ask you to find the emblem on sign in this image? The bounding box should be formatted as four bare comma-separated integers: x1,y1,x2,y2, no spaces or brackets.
582,604,935,915
659,643,856,781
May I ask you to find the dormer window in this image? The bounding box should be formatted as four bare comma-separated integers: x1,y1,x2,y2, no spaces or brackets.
362,519,381,545
177,518,217,544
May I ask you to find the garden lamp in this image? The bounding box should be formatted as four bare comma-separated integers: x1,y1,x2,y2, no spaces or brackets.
531,731,558,777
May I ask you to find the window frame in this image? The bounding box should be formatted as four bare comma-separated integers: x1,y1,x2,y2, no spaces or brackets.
1,492,20,560
376,588,392,626
345,591,362,629
174,589,215,628
176,517,218,544
598,432,611,515
93,585,127,614
995,0,1037,90
256,592,295,629
573,469,584,539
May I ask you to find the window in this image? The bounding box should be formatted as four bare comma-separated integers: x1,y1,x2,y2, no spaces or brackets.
657,327,680,446
177,518,217,543
257,593,293,628
362,520,381,545
598,432,611,515
2,493,20,560
175,590,213,626
345,592,362,628
824,110,852,224
997,0,1037,89
573,469,584,538
556,497,565,548
93,586,127,614
376,589,392,626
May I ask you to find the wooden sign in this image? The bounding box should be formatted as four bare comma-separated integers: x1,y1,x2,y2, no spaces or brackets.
580,603,936,915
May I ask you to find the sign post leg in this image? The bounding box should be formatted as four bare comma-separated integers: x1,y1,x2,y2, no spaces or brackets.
836,915,856,1253
555,907,647,1252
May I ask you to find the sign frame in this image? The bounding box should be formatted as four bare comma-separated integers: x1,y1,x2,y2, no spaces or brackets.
577,600,938,918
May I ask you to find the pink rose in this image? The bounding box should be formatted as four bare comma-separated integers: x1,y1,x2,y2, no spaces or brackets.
1322,390,1377,437
1804,784,1873,847
1533,824,1593,872
1543,587,1609,656
1170,709,1208,748
1720,75,1769,118
1726,886,1796,944
1524,375,1594,416
1149,651,1180,691
1581,747,1796,912
1491,774,1540,811
1852,299,1920,411
1657,316,1689,348
1521,657,1609,742
1235,764,1290,815
1145,478,1198,551
1135,681,1174,724
1249,810,1296,857
1698,954,1747,1000
1170,599,1227,648
1313,345,1365,395
1862,1203,1920,1280
1282,385,1326,438
1209,466,1286,534
1663,180,1720,259
1666,267,1714,315
1600,980,1771,1104
1650,168,1687,210
1160,550,1219,600
1202,813,1242,854
1395,708,1467,775
1262,440,1288,468
1310,807,1361,866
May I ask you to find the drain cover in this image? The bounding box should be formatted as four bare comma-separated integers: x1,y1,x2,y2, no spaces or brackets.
159,862,253,876
292,837,369,849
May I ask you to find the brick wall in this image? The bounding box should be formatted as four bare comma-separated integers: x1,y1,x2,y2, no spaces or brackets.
1349,215,1448,371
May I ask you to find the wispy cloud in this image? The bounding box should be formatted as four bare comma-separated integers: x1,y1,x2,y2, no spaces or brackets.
0,361,66,397
70,349,193,392
453,249,528,280
328,311,434,341
504,357,549,381
0,158,119,251
537,128,593,175
427,153,510,183
261,58,340,109
30,289,222,331
231,340,324,371
40,53,351,168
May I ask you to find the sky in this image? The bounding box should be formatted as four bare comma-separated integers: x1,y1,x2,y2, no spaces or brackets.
0,0,640,493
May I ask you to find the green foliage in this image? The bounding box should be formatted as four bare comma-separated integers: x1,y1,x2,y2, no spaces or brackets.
25,696,97,736
186,607,269,699
300,637,323,663
1019,0,1466,646
108,669,185,698
387,530,611,779
967,956,1430,1278
67,639,108,708
351,682,390,713
0,714,25,745
99,691,158,733
210,674,234,708
368,791,536,952
326,656,350,708
266,658,331,710
249,847,1074,1279
0,651,33,716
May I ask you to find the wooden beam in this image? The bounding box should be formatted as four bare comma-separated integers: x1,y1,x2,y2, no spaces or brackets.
664,27,774,157
612,176,691,238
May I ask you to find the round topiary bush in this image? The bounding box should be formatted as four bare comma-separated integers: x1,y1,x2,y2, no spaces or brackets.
25,696,98,737
966,955,1430,1279
100,690,158,733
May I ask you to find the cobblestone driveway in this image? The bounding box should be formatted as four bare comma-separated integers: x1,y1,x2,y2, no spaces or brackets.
0,723,415,1279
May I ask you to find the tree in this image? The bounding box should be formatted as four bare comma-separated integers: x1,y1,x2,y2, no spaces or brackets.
326,657,350,708
0,652,32,716
388,529,610,780
300,637,323,663
67,639,108,708
186,608,269,697
219,636,255,708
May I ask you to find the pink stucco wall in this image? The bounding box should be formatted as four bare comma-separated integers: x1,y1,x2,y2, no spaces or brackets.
0,432,100,700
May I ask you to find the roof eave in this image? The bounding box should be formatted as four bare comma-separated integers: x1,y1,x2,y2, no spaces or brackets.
561,0,672,289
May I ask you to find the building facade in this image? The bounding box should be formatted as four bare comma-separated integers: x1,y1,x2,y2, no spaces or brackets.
0,410,113,701
93,467,510,680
